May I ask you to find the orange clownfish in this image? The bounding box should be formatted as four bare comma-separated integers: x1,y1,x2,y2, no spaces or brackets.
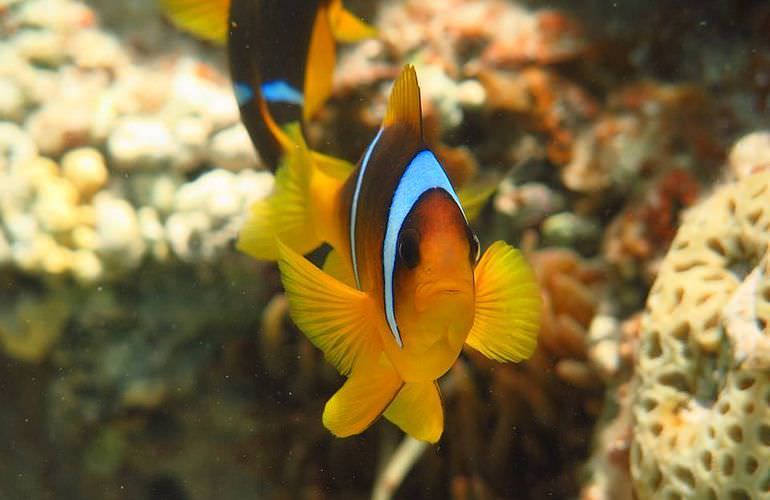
159,0,375,167
239,66,542,442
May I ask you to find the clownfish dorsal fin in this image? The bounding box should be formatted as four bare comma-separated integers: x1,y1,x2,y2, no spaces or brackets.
383,65,422,138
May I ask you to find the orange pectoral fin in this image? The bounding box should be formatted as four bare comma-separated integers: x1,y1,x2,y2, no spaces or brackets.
276,239,380,376
466,241,542,362
159,0,229,43
383,381,444,443
327,0,377,42
323,359,402,438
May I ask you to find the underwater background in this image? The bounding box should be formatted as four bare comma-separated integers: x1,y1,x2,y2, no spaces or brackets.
1,0,769,498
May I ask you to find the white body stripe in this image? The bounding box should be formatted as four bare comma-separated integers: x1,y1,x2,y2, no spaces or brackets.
383,150,466,347
349,127,384,289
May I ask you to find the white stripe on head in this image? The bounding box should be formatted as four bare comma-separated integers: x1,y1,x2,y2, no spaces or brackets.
383,150,466,348
349,127,384,289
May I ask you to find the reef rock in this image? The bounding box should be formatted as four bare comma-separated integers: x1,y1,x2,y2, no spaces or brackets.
631,170,770,498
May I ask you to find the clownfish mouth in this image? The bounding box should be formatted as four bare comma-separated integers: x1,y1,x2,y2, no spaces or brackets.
415,279,473,312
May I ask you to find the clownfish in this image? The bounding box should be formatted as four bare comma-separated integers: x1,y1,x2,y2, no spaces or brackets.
239,65,542,442
159,0,375,166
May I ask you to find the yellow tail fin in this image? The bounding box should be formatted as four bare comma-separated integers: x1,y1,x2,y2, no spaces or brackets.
159,0,229,43
327,0,377,42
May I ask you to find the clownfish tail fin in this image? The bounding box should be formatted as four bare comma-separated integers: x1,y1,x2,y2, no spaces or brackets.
159,0,229,43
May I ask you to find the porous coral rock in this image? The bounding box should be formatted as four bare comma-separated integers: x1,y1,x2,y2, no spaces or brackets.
728,130,770,180
631,170,770,499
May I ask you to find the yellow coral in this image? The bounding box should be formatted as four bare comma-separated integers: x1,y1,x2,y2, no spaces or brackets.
631,171,770,498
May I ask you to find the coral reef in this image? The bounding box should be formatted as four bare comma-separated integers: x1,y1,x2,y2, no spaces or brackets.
2,0,770,498
631,170,770,498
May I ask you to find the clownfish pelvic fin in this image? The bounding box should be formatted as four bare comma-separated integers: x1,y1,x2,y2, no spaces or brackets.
383,380,443,443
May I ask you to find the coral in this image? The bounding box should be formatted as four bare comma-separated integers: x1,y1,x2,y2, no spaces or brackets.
207,123,260,172
631,170,770,499
579,312,643,500
563,82,719,195
478,67,599,165
376,0,586,74
165,168,272,263
728,130,770,180
529,247,606,389
541,212,601,253
494,180,566,231
602,168,701,284
1,0,770,498
60,147,108,198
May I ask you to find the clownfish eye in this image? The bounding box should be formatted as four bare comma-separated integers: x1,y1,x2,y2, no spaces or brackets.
397,228,420,269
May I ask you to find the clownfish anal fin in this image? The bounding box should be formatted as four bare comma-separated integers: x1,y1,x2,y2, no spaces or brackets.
276,239,381,376
383,65,422,137
327,0,377,42
466,241,542,362
323,359,402,437
384,381,443,443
